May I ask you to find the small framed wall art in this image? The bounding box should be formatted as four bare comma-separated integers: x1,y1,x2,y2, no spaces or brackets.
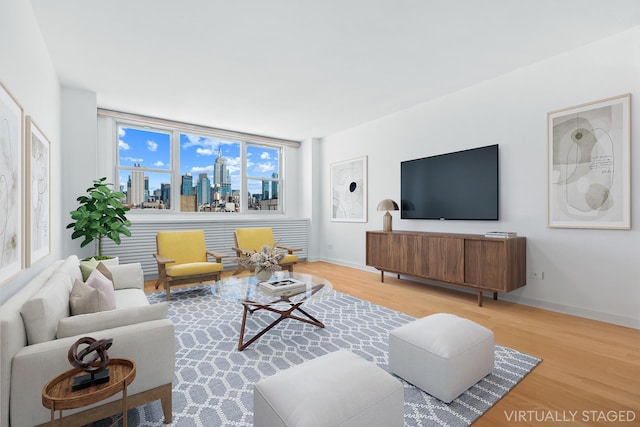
26,116,51,266
0,82,24,284
331,156,368,222
547,94,631,229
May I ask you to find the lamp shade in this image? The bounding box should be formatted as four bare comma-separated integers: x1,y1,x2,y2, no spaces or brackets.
377,199,399,211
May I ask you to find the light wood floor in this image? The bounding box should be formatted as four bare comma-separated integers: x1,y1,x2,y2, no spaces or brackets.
146,261,640,426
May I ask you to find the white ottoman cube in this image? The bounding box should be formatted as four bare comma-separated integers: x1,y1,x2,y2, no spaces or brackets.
254,350,404,427
389,313,494,403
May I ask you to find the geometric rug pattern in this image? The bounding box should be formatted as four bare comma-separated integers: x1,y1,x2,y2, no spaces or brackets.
95,285,541,426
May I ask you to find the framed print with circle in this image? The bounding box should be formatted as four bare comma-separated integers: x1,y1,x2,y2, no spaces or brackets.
331,156,368,222
547,94,631,229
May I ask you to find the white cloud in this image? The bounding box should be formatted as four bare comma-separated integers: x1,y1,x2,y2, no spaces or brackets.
254,161,275,173
118,127,126,137
122,156,143,163
154,161,165,167
260,151,271,160
119,140,130,150
191,165,213,175
196,148,214,156
147,140,158,152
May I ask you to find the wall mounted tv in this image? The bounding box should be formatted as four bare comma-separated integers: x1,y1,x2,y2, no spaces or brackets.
401,144,499,220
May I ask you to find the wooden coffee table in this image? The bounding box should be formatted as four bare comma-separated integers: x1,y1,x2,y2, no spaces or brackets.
42,358,136,427
212,272,332,351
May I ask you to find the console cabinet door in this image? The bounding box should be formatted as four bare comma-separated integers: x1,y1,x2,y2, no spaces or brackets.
427,236,464,283
464,240,507,290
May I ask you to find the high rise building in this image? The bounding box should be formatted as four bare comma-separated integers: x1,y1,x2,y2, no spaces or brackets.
197,173,211,206
127,163,145,207
271,173,278,198
181,173,193,195
213,147,232,199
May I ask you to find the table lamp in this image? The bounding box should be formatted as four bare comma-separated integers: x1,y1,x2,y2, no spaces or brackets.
377,199,399,232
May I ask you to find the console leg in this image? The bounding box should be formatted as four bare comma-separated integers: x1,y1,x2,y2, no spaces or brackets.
380,271,385,283
493,292,498,301
477,291,483,307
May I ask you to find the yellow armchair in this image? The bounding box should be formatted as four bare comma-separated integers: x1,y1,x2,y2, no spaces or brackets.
233,227,300,274
154,230,229,300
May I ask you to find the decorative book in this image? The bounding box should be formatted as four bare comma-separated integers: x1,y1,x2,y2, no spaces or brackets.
259,278,307,296
484,231,517,238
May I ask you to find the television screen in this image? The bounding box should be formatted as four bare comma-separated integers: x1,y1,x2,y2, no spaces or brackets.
401,144,499,220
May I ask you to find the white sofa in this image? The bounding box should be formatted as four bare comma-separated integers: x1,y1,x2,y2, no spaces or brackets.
0,255,175,427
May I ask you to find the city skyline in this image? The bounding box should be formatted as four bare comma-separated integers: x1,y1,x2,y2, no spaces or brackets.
117,126,280,197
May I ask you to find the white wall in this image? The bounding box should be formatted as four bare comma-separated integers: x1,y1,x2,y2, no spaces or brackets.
0,0,61,303
320,27,640,328
61,88,98,259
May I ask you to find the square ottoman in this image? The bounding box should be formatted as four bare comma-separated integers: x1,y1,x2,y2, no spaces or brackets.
254,350,404,427
389,313,494,403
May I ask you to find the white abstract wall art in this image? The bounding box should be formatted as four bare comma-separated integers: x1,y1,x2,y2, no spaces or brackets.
331,156,367,222
547,94,631,229
0,82,23,284
26,116,50,266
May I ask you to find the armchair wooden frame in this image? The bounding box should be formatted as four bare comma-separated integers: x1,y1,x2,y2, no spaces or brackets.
154,231,229,301
232,227,301,275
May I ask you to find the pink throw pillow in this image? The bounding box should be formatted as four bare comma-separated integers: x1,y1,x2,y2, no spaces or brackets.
86,268,116,310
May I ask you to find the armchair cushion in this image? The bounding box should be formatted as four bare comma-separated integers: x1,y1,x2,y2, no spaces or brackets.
157,229,208,266
235,227,276,252
168,261,223,277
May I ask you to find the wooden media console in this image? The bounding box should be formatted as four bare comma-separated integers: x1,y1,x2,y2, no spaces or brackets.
365,230,526,306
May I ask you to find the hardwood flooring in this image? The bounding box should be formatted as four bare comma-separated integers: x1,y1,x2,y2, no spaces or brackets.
145,261,640,426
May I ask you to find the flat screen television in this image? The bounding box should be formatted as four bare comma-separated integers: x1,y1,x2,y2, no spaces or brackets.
401,144,499,220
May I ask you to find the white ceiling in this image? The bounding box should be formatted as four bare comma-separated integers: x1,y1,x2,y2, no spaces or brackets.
31,0,640,141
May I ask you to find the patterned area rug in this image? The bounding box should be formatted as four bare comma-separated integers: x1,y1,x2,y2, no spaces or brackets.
100,285,541,426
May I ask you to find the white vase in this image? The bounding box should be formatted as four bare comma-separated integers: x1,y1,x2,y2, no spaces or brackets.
255,269,272,281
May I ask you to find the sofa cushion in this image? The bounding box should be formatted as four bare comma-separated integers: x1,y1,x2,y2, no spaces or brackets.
96,262,114,283
57,302,169,338
69,279,114,316
86,268,116,309
79,257,100,281
108,262,144,290
115,289,150,309
20,271,72,345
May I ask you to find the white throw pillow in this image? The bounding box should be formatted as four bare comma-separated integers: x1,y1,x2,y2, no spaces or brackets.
69,279,113,315
86,269,116,310
20,271,72,344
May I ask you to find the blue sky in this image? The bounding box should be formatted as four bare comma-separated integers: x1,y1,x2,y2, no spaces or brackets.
117,126,279,194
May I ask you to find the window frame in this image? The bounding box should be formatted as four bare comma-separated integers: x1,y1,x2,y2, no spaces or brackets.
100,109,299,215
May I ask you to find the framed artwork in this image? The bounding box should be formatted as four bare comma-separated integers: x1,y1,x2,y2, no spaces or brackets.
0,82,24,284
331,156,367,222
26,116,50,266
547,94,631,229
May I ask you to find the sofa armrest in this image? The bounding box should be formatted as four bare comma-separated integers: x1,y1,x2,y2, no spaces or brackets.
11,319,175,427
108,262,144,290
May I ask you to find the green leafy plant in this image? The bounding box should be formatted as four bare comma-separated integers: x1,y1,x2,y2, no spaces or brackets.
66,177,132,259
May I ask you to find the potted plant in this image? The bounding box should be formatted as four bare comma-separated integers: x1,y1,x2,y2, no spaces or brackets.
66,177,132,261
238,245,285,281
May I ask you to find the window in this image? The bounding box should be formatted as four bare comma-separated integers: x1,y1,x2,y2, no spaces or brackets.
179,133,241,212
106,110,297,214
246,144,281,211
118,126,171,209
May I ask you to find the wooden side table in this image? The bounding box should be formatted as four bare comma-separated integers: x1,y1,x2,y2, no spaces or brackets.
42,358,136,427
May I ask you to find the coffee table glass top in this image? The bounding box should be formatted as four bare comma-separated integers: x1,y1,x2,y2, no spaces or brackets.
211,271,332,305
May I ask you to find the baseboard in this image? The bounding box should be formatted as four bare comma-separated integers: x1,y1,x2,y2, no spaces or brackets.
312,258,639,329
